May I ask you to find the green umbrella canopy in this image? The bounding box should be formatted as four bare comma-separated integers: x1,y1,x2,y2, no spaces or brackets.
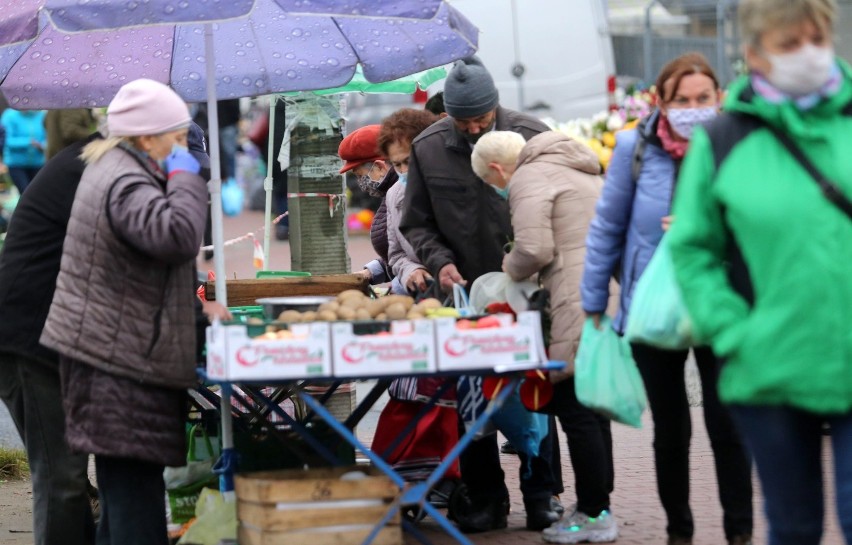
283,65,447,96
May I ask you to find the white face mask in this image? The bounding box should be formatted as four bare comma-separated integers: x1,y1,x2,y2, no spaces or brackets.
666,107,718,140
765,43,835,97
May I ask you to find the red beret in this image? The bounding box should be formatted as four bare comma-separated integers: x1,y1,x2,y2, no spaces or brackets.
338,124,382,174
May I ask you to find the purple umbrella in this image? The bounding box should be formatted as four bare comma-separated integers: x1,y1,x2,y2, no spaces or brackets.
0,1,477,506
0,0,478,306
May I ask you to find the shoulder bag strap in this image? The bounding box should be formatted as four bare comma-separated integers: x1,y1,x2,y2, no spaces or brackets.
763,123,852,221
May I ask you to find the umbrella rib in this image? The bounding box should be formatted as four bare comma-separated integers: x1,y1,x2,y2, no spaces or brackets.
330,16,364,73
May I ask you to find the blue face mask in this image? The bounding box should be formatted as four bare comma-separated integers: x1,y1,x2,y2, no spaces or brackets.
397,172,408,185
493,185,509,200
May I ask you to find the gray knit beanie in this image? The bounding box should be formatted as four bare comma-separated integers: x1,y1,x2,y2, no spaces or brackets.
443,56,499,119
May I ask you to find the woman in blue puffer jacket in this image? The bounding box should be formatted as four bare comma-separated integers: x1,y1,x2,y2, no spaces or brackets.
580,53,753,545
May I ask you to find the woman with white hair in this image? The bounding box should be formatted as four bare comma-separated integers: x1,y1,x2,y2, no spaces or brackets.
472,130,618,544
40,78,210,545
668,0,852,543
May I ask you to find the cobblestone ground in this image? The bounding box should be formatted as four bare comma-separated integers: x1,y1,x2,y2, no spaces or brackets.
353,384,843,545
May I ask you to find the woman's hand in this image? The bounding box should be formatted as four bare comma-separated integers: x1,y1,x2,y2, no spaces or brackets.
406,268,433,294
202,301,232,322
662,215,674,232
586,312,604,330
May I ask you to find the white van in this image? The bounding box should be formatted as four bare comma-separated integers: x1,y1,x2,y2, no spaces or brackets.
446,0,616,122
343,0,615,129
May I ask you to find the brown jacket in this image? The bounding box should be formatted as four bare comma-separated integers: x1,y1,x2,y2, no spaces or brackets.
503,132,602,367
41,143,207,388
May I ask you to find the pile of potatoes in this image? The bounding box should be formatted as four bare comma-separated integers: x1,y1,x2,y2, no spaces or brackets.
274,290,444,323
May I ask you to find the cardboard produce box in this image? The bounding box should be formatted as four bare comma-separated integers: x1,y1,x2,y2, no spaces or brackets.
206,321,332,381
235,466,401,545
435,311,548,372
331,320,437,378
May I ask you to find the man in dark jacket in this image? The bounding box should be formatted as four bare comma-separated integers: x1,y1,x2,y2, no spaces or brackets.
0,132,100,545
399,56,562,533
0,124,214,545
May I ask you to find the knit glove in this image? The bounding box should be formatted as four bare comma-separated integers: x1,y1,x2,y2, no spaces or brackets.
164,146,201,177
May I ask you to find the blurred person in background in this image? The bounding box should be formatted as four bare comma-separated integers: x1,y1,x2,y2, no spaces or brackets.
339,124,404,294
668,0,852,543
580,52,753,545
44,108,96,160
473,130,618,544
425,91,447,117
1,108,47,195
39,79,209,545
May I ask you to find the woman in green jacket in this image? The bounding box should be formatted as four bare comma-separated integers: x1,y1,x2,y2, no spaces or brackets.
668,1,852,544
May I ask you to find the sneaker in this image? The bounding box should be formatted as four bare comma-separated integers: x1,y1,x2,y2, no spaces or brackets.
542,509,618,543
500,440,517,455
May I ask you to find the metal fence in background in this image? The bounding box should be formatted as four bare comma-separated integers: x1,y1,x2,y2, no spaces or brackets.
611,0,741,88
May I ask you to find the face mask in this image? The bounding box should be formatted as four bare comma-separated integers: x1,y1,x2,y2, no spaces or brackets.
462,118,496,144
765,44,834,97
356,164,383,197
397,172,408,185
492,184,509,200
172,143,188,155
666,107,718,139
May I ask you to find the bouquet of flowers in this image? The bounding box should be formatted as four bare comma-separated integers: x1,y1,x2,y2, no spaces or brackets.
545,86,654,171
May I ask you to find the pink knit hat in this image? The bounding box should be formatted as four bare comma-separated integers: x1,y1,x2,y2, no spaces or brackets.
107,79,191,137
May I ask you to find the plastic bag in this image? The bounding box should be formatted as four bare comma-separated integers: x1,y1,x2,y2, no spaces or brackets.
164,425,219,524
490,384,549,461
221,177,244,217
625,235,695,350
468,272,510,314
575,317,647,428
177,488,236,545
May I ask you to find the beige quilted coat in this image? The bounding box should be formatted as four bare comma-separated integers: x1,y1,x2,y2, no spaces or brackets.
503,132,603,371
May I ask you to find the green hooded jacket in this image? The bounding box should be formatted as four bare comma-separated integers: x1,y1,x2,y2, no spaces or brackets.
668,62,852,414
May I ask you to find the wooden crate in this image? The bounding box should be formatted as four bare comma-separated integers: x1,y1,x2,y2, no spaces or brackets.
206,274,369,307
235,466,402,545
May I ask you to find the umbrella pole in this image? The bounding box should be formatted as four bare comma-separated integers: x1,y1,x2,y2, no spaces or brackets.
262,96,276,270
204,23,235,494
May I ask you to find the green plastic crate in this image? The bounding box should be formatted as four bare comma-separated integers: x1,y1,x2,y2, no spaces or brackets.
255,270,311,279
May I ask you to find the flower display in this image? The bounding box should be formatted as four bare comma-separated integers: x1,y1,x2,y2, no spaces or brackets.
544,87,654,171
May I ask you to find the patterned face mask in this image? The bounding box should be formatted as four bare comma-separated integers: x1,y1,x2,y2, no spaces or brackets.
356,163,383,197
666,107,718,139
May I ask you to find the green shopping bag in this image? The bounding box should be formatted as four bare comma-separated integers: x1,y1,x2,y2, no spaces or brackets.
575,317,647,428
624,235,695,350
164,424,219,524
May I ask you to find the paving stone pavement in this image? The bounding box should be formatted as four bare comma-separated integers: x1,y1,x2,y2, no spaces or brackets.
357,407,843,545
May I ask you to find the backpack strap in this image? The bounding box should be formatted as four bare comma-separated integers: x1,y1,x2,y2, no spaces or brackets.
702,112,764,307
630,136,646,183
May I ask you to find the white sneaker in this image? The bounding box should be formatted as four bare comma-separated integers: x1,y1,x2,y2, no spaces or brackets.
542,509,618,543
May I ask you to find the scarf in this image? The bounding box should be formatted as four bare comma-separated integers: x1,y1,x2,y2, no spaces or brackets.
656,115,689,160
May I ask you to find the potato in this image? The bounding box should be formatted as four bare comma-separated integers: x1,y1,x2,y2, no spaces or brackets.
318,301,340,313
337,289,367,302
406,310,425,320
355,308,372,321
276,329,294,339
259,331,278,340
365,299,385,318
300,311,318,323
375,313,388,321
340,296,366,310
277,310,303,323
385,302,407,320
317,310,338,322
381,295,415,311
336,306,357,321
417,298,443,310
